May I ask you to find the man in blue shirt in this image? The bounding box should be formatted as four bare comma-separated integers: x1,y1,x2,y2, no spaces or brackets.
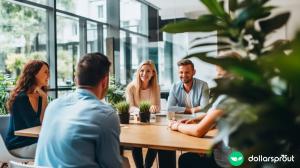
167,59,209,114
35,53,122,168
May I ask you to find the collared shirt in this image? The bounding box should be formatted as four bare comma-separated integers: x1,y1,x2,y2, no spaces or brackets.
184,92,192,108
167,78,209,113
35,89,122,168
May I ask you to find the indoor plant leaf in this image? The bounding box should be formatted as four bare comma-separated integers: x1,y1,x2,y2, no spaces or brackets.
259,12,290,34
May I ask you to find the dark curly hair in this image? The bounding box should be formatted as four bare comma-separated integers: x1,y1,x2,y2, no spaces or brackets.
6,60,49,112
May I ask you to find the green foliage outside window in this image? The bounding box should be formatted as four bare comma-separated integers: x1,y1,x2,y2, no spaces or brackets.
0,73,14,115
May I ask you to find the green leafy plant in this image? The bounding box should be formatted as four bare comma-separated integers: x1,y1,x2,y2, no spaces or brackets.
107,76,125,105
115,101,130,124
139,101,151,113
115,101,130,114
139,101,151,123
163,0,300,167
0,73,13,115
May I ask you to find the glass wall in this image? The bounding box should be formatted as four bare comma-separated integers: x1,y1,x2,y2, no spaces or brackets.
56,13,79,87
119,30,127,84
0,0,155,98
57,0,107,22
120,0,148,35
0,0,111,97
87,21,98,53
27,0,49,5
130,33,148,73
0,0,48,80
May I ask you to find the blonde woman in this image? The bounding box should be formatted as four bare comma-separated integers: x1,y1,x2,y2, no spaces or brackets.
125,60,160,168
126,60,160,114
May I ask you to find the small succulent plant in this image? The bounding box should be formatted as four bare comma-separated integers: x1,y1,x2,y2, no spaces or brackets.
115,101,130,114
139,101,151,113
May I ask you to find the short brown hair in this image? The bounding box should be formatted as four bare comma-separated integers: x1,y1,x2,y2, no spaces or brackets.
76,52,111,87
177,59,194,69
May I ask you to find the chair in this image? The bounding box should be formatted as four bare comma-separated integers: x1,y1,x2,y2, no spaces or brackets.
8,161,50,168
0,115,10,140
0,135,33,163
8,161,35,168
0,115,33,166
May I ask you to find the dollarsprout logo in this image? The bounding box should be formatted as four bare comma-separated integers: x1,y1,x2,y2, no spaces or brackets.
229,151,244,166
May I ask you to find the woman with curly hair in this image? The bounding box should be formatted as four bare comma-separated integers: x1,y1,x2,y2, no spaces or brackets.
5,60,49,159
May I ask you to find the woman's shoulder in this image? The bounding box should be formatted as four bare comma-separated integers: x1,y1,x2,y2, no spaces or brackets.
14,91,28,103
126,82,136,91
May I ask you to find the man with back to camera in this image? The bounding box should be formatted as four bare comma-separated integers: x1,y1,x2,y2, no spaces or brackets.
35,53,123,168
167,59,209,114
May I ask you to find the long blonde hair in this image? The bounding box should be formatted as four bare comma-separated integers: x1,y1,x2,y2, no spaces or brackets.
127,60,160,106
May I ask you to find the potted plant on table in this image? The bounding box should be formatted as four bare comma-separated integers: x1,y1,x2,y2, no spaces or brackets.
115,101,130,124
139,101,151,123
163,0,300,167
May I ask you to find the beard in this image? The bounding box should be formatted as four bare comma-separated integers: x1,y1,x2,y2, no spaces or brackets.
181,78,192,83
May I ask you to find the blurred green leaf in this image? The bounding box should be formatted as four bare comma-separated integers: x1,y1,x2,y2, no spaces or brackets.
233,6,274,28
259,12,290,34
162,15,223,33
238,0,270,8
190,42,230,49
201,0,227,18
187,54,264,83
229,0,238,12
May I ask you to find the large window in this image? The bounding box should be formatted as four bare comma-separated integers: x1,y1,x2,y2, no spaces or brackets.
120,0,148,35
119,30,127,84
0,0,153,98
27,0,49,5
119,31,148,84
0,1,48,80
56,13,79,87
57,0,107,22
87,21,98,53
130,34,148,71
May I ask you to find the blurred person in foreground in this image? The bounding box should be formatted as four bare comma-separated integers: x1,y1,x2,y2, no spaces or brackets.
169,52,241,168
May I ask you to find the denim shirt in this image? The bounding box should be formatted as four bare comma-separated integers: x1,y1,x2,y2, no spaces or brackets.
167,78,209,113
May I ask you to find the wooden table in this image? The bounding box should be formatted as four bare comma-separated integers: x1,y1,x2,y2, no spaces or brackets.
120,124,216,153
15,124,217,153
15,126,40,138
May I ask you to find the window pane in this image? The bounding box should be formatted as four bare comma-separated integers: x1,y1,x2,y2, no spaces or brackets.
119,31,127,84
120,0,148,35
87,21,98,53
56,13,79,87
0,1,48,81
103,25,107,55
119,32,148,84
130,34,148,74
26,0,49,6
57,0,107,22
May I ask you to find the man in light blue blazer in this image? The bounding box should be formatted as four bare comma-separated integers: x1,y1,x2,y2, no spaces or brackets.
167,59,209,114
